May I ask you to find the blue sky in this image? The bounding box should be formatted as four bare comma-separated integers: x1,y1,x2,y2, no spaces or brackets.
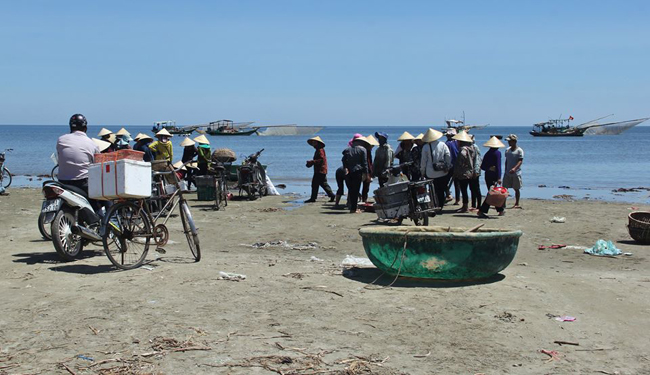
1,1,648,126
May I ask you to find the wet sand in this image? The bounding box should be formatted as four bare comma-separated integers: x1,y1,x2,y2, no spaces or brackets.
0,187,649,374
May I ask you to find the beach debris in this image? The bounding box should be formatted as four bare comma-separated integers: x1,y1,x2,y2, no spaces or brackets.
550,216,566,223
413,350,431,358
301,286,343,297
245,240,319,250
537,244,566,250
539,349,562,362
554,340,579,346
260,207,281,212
340,255,375,269
217,271,247,281
612,187,650,193
553,194,575,201
282,272,306,279
495,311,520,323
584,240,622,256
75,354,94,362
310,256,324,262
555,315,576,322
559,185,571,189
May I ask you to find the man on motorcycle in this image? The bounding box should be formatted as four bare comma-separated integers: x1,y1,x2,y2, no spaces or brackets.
56,114,100,193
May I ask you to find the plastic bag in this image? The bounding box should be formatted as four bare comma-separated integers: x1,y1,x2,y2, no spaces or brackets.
584,240,622,256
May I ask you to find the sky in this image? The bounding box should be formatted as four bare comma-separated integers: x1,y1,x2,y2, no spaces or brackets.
1,0,649,127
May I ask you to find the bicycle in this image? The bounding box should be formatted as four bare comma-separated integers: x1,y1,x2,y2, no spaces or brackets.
0,149,13,189
236,149,267,200
102,161,200,270
208,161,229,210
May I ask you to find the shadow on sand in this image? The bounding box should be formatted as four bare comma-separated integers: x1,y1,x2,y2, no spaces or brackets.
342,267,506,288
12,250,104,266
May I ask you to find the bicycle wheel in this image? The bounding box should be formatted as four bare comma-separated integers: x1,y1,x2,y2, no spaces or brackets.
180,200,200,261
214,177,222,210
221,174,228,207
2,167,11,189
103,201,152,270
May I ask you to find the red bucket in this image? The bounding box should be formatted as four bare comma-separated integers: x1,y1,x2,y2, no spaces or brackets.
485,185,508,207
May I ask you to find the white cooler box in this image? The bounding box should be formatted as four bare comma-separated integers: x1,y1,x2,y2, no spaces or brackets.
89,159,152,200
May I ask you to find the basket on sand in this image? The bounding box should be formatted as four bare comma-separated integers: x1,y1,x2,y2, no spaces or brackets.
212,148,237,163
628,211,650,244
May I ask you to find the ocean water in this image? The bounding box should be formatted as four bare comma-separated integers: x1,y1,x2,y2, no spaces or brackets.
1,124,649,203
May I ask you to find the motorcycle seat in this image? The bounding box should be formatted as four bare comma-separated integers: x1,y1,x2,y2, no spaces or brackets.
47,181,89,199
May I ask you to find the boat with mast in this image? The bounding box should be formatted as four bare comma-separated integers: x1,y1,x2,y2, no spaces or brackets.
205,120,259,136
151,121,198,136
441,113,489,133
530,115,649,137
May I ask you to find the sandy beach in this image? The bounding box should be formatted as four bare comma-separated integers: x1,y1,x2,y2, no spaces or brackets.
1,188,649,374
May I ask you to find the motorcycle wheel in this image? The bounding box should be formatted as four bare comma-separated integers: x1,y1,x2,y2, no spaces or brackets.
38,212,52,240
52,209,83,261
412,205,429,226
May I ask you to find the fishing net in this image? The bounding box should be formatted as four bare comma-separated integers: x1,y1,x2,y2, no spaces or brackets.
582,119,648,135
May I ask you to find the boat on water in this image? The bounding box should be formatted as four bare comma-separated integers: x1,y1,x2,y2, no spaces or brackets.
205,120,259,136
441,118,489,133
151,121,198,136
530,115,649,137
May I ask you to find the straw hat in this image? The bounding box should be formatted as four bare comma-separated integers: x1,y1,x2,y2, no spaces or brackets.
116,128,130,136
156,128,173,137
180,138,196,147
307,136,325,147
134,133,152,142
186,161,199,169
107,134,117,143
97,128,112,137
414,133,424,140
483,136,506,148
172,161,187,170
422,128,443,143
452,130,472,143
365,134,380,146
91,138,112,152
353,136,371,146
193,134,210,144
397,131,415,141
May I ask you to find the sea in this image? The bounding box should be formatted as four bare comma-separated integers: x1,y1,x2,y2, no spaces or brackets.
1,125,649,204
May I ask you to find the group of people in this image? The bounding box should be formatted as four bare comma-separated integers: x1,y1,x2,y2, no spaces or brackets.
56,114,215,195
305,128,524,217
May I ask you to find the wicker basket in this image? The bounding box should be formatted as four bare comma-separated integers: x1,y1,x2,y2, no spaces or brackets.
627,211,650,244
212,148,237,163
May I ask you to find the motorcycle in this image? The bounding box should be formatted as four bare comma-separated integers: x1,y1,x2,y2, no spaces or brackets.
41,180,103,260
237,148,267,200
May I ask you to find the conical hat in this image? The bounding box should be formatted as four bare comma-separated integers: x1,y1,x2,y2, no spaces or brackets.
107,134,117,143
180,138,196,147
186,161,198,169
397,131,415,141
134,133,152,142
414,133,424,140
156,128,173,137
116,128,130,136
91,138,112,152
172,161,187,170
365,134,379,146
307,136,325,146
452,130,472,143
422,128,443,143
483,136,506,148
193,134,210,144
97,128,112,137
354,136,371,146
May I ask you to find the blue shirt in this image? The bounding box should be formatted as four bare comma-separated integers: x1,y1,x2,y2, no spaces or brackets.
480,148,502,181
445,140,459,165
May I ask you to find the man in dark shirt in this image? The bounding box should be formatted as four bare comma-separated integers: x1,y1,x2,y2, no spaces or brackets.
342,137,370,213
305,136,335,203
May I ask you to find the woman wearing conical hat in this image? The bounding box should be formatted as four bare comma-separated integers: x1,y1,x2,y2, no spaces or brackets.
408,133,425,181
360,135,378,203
342,136,371,213
305,136,335,203
149,128,174,162
115,127,132,150
478,136,506,218
372,132,393,187
133,133,154,162
451,131,479,213
178,138,198,189
395,131,415,178
420,128,450,209
193,135,211,176
97,128,117,152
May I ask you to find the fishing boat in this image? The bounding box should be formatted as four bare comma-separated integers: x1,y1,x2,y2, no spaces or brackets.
441,116,489,133
151,121,197,136
530,115,649,137
358,226,522,280
205,120,259,136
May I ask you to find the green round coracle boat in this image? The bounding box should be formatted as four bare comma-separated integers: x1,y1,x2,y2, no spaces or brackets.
359,226,522,280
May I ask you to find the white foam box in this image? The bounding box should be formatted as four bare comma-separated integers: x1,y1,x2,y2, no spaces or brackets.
89,159,152,200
